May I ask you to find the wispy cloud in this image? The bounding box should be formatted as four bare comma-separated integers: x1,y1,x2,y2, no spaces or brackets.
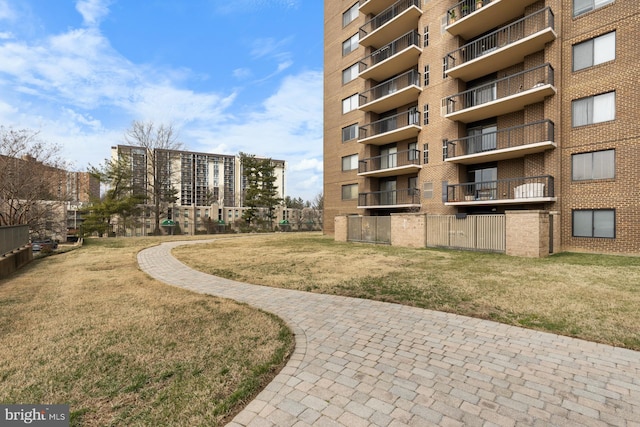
76,0,111,27
213,0,299,15
0,0,15,21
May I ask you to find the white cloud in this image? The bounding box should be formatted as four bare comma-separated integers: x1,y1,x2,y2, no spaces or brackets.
76,0,111,27
0,0,15,21
0,32,13,39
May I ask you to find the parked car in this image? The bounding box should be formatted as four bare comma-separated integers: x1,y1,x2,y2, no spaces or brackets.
31,239,58,252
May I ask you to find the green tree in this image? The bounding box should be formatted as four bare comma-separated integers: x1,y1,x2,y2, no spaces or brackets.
240,153,283,229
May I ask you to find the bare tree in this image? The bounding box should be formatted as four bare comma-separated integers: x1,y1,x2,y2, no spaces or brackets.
124,121,183,235
0,127,69,236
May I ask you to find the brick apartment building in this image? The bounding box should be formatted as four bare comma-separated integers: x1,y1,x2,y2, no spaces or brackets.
324,0,639,254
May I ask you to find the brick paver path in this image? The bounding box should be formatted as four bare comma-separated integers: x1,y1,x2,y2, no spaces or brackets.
138,240,640,426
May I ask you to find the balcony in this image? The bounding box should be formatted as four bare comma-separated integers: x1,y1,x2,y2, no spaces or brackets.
443,63,555,123
358,149,422,177
446,120,555,164
359,69,421,113
445,175,555,206
359,31,421,82
360,0,394,16
445,8,556,81
359,0,422,48
446,0,540,40
359,109,421,146
358,188,421,209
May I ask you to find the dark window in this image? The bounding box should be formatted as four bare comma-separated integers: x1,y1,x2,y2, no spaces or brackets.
573,209,615,238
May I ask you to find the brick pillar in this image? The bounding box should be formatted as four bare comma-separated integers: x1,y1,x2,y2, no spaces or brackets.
506,210,550,258
391,213,427,248
334,215,348,242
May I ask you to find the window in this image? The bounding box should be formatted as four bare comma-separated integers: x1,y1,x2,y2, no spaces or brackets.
342,94,359,114
573,209,615,238
408,142,418,161
423,143,429,164
343,3,359,27
573,0,614,17
423,104,429,125
342,154,358,171
342,124,358,142
343,33,359,56
424,65,430,86
342,63,359,84
572,92,615,127
423,182,433,199
342,184,358,200
573,32,615,71
572,149,615,180
423,25,429,47
442,140,448,161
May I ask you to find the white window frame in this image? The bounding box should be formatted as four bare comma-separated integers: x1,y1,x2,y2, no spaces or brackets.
573,31,615,71
573,0,614,17
341,154,359,171
343,3,359,27
342,124,358,142
572,91,615,127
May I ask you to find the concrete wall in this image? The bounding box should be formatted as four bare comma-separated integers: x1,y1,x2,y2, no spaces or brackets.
506,210,550,257
0,246,33,279
391,213,426,248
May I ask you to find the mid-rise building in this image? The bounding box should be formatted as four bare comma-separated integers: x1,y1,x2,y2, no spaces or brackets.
324,0,639,254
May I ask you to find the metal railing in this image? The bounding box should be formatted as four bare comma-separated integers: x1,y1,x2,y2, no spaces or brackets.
359,149,421,173
359,30,420,73
359,188,421,207
446,119,554,158
443,63,554,114
359,109,420,140
444,8,554,70
447,175,554,202
359,69,420,106
1,225,30,257
447,0,493,25
360,0,421,37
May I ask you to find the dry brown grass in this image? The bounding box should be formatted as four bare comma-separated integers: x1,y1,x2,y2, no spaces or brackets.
174,233,640,350
0,237,293,427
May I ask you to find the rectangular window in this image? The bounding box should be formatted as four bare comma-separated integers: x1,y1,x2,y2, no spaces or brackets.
342,124,358,142
342,33,360,56
572,92,615,127
423,104,429,125
423,26,429,47
423,182,433,199
573,31,615,71
341,184,358,200
423,143,429,164
343,3,359,27
573,209,615,238
573,0,614,17
442,57,447,79
424,65,430,86
342,154,358,171
342,63,359,84
442,139,448,161
342,94,359,114
408,142,418,161
572,149,615,180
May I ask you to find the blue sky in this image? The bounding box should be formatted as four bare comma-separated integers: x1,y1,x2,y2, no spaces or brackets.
0,0,324,201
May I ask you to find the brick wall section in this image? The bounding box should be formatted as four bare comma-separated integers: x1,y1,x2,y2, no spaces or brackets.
506,210,550,257
334,215,348,242
390,213,426,247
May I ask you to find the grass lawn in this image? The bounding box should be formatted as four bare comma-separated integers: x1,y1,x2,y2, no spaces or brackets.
0,237,293,427
174,232,640,351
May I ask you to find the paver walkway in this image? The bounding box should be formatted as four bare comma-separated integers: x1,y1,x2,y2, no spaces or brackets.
138,240,640,427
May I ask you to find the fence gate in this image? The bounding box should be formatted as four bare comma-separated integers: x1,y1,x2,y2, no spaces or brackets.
347,216,391,244
426,215,505,252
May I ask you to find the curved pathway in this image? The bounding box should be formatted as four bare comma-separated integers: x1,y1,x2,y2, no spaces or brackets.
138,240,640,426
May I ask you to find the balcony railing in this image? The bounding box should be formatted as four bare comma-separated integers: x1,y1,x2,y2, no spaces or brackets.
447,0,493,26
359,69,420,107
446,120,554,159
443,63,554,115
359,188,420,207
359,30,420,73
359,149,421,174
359,109,420,140
446,175,554,203
445,8,554,73
360,0,421,37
